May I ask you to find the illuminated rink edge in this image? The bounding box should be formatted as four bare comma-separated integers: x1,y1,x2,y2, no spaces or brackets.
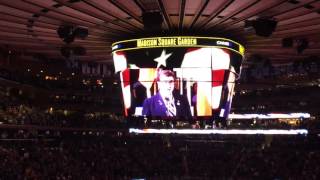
228,113,310,119
129,128,308,135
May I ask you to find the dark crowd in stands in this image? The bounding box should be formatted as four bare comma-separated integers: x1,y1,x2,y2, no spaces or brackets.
1,87,320,179
0,133,320,179
240,55,320,82
0,67,117,94
2,89,315,130
1,58,320,179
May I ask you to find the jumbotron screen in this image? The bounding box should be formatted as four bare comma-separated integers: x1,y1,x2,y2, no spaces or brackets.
112,36,245,119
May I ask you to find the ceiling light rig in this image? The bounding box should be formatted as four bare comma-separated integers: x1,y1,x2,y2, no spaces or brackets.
57,25,88,59
296,39,309,54
142,11,164,31
245,18,278,37
57,25,88,44
282,37,309,54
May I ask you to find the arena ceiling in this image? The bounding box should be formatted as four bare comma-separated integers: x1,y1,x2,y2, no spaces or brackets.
0,0,320,65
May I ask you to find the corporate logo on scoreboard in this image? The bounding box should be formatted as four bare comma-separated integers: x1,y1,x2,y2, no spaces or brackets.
216,40,230,47
112,44,119,50
137,37,197,48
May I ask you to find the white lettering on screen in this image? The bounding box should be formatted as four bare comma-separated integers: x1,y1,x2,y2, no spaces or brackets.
216,41,230,46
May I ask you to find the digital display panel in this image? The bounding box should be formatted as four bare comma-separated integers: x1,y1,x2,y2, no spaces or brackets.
112,36,244,119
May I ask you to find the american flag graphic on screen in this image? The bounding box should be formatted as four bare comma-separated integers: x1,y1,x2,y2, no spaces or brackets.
113,47,235,118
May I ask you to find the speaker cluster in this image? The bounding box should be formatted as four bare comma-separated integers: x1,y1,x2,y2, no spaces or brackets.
142,11,163,31
57,25,88,44
282,38,309,54
245,18,277,37
57,25,88,57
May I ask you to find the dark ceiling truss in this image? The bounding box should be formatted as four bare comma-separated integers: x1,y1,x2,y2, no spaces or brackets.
275,6,320,24
0,20,113,45
263,0,320,19
0,22,59,53
234,24,320,42
82,0,143,31
0,1,114,34
108,0,143,25
157,0,172,29
275,20,320,35
133,0,146,13
15,0,100,28
0,10,113,41
178,0,186,31
232,15,320,41
197,0,235,30
213,0,319,39
206,0,261,30
10,1,125,38
189,0,210,29
0,0,320,64
227,1,320,37
52,0,139,32
215,0,289,32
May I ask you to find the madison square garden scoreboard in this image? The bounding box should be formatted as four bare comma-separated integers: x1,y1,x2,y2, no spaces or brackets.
112,36,245,120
